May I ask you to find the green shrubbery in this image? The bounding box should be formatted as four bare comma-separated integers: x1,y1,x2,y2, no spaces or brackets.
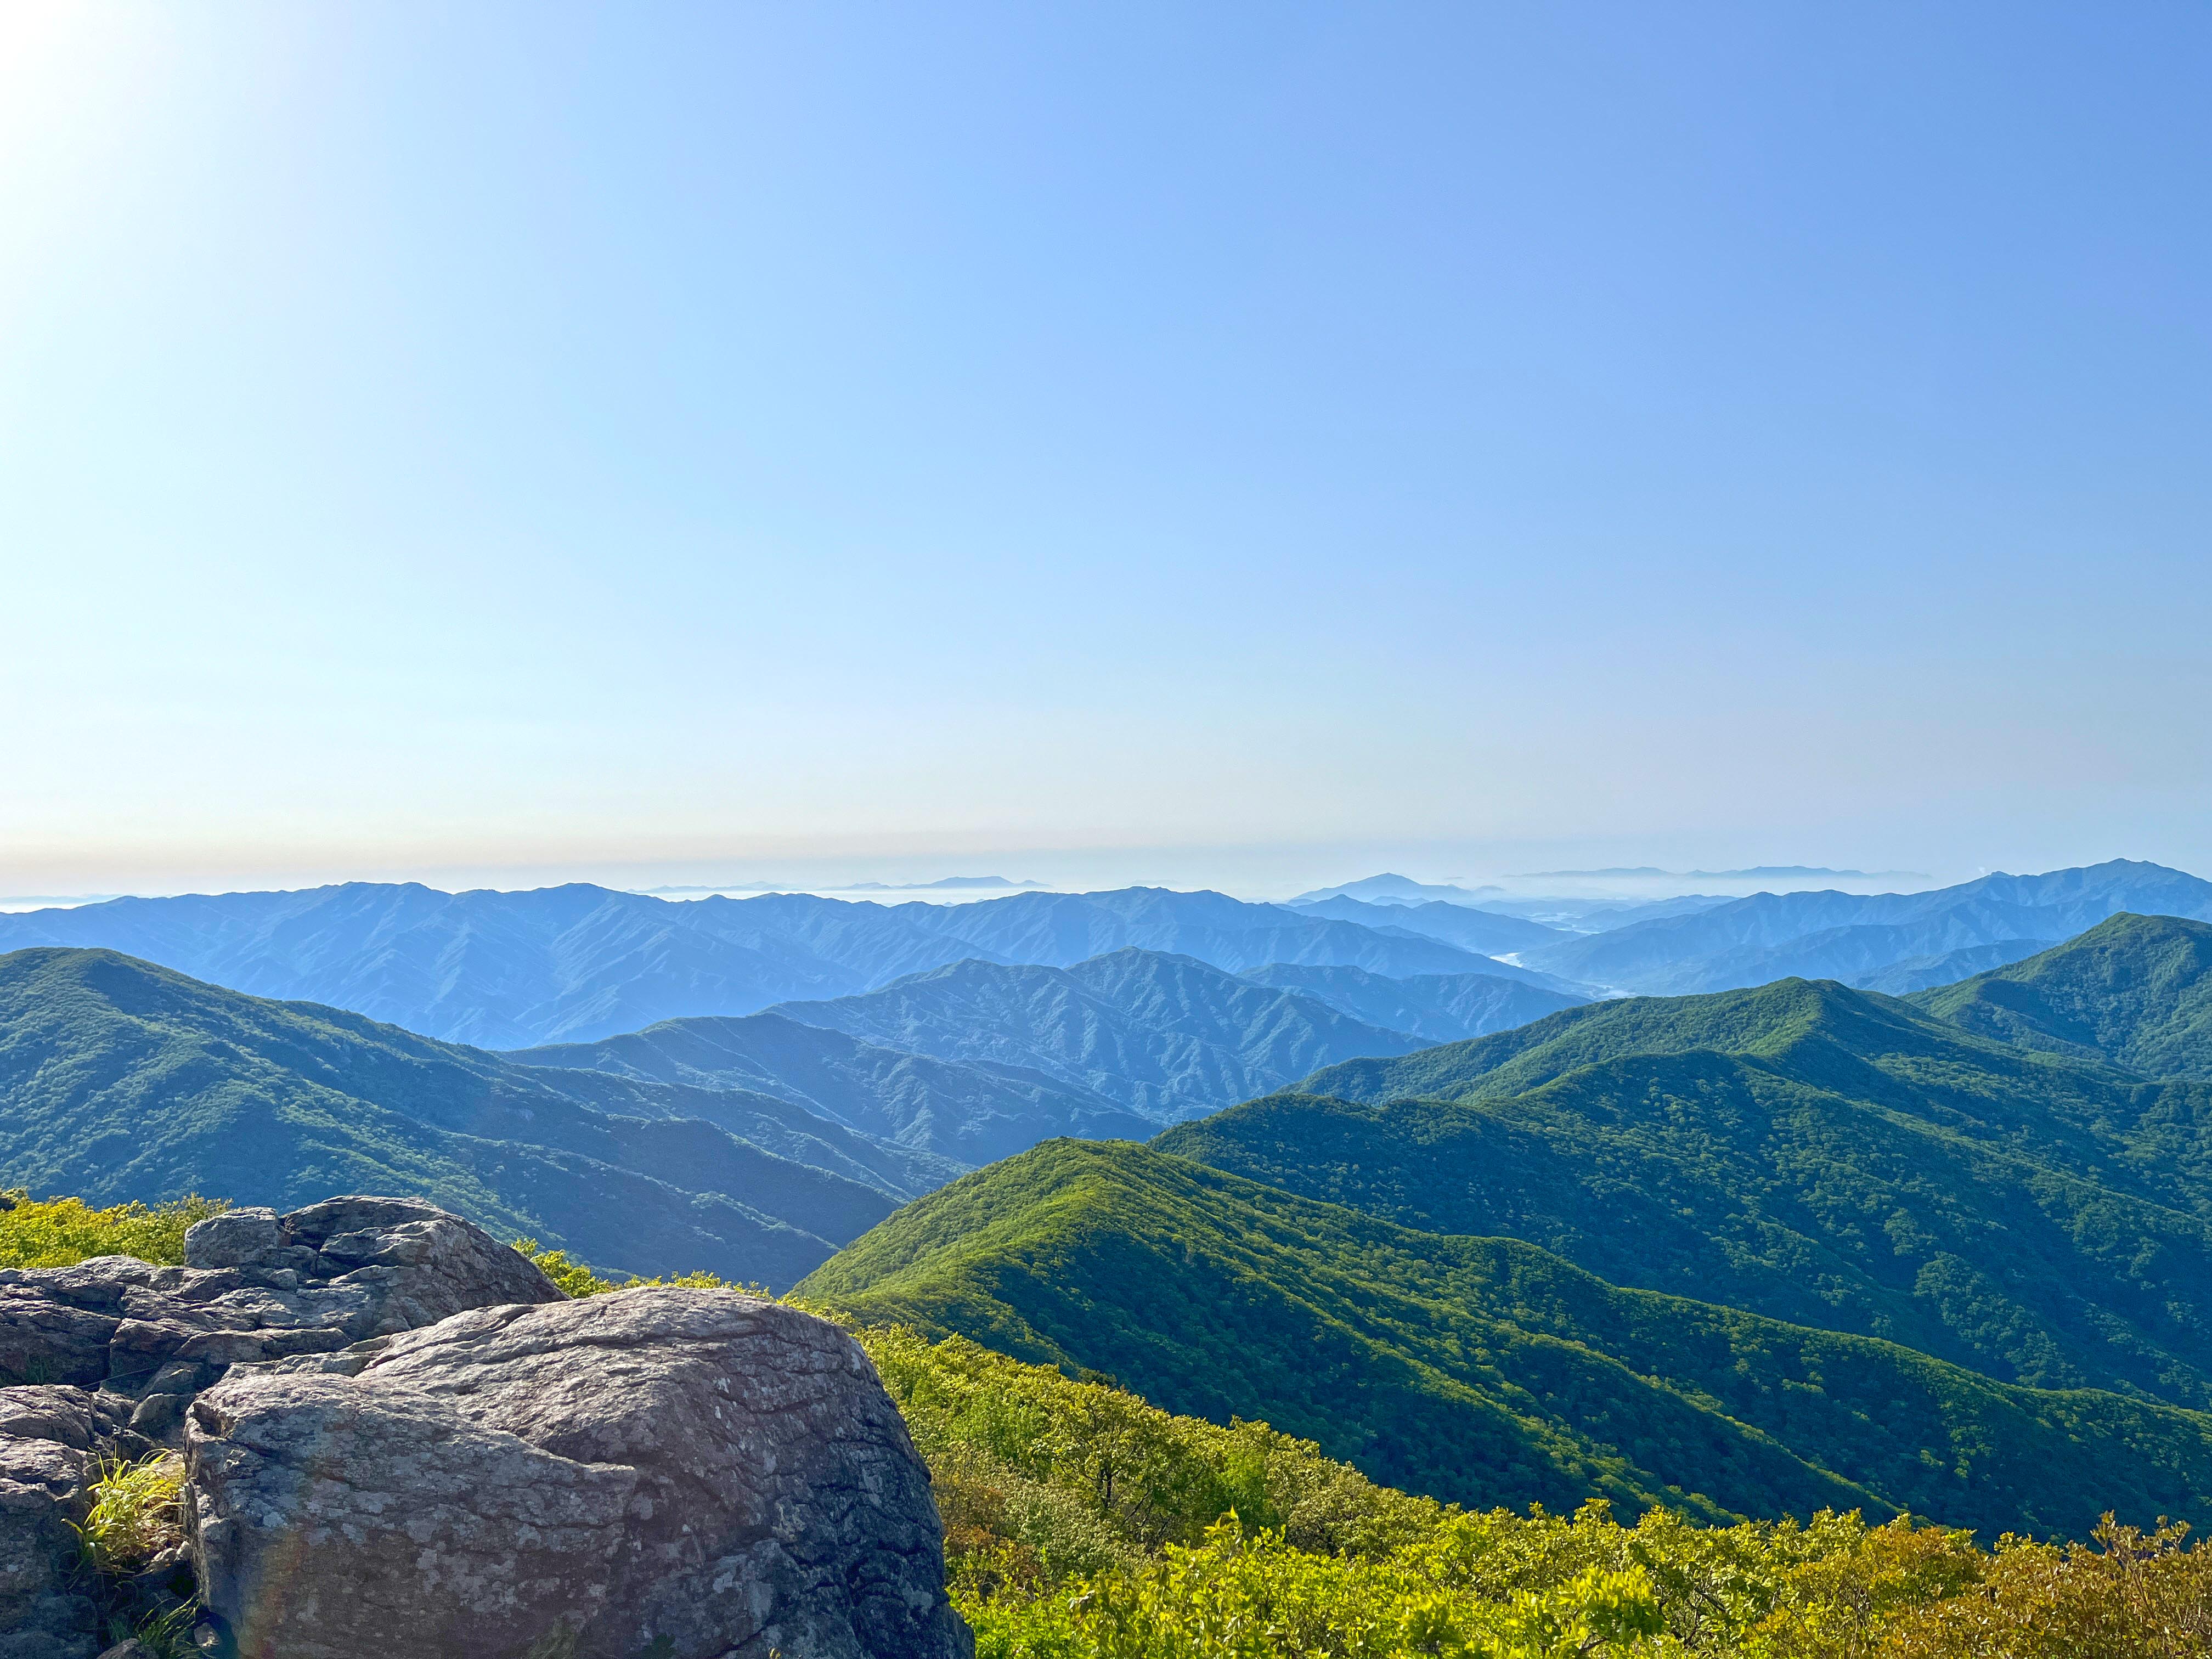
533,1246,2212,1657
0,1190,225,1269
16,1213,2210,1657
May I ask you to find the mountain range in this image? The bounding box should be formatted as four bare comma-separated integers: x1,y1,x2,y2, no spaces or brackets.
1281,969,2212,1405
1911,912,2212,1080
0,883,1524,1048
799,902,2212,1536
758,949,1427,1122
513,1011,1158,1162
1519,859,2212,994
12,865,2212,1541
0,947,963,1284
797,1138,2212,1538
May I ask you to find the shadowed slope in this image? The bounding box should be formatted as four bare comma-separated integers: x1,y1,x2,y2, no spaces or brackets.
1272,978,2212,1405
0,948,951,1284
800,1139,2212,1538
1914,913,2212,1079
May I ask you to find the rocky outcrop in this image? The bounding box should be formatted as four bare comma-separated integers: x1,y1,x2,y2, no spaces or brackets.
1,1197,562,1440
187,1288,970,1659
0,1199,564,1659
0,1388,144,1659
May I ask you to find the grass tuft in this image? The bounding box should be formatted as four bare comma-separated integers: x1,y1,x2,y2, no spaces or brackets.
74,1452,186,1578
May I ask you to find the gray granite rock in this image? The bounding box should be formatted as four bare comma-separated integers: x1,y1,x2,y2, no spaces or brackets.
187,1288,971,1659
1,1197,563,1427
0,1199,565,1659
0,1387,146,1659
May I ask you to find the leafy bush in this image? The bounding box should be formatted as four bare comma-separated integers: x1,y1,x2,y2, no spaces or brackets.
29,1208,2212,1658
0,1190,225,1269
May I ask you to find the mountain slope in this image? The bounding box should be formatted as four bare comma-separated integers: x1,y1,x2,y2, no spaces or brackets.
511,1011,1154,1161
1279,979,2212,1405
1238,963,1585,1045
1522,860,2212,995
799,1140,2212,1538
0,882,1505,1047
0,948,955,1284
1283,896,1566,957
891,888,1504,979
1913,913,2212,1079
768,949,1424,1121
0,883,1000,1047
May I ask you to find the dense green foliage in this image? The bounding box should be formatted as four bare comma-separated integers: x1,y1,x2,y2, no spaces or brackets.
0,1190,226,1268
31,1205,2212,1657
798,1139,2212,1538
1277,977,2212,1405
0,947,954,1284
1913,912,2212,1080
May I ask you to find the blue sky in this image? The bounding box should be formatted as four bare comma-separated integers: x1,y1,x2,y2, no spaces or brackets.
2,4,2207,898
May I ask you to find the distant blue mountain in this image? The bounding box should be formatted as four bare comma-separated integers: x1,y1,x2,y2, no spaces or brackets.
0,883,1506,1048
1237,962,1587,1045
1288,873,1502,906
511,1010,1153,1163
1522,861,2212,995
1284,895,1569,961
766,948,1426,1122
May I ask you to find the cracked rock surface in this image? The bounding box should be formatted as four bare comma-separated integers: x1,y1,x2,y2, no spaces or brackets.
187,1288,970,1659
0,1198,563,1659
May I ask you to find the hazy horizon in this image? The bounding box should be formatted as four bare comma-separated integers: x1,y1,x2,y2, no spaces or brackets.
0,849,2179,913
5,5,2207,895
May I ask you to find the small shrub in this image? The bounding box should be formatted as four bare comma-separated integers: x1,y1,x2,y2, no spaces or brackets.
0,1192,226,1269
512,1239,765,1299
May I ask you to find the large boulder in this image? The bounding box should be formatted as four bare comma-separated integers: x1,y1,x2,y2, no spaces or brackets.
0,1198,564,1659
0,1197,562,1439
187,1289,971,1659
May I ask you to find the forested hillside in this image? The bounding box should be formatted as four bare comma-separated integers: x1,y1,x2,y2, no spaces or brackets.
0,947,958,1283
25,1195,2208,1659
1914,911,2212,1078
1281,977,2212,1402
800,1139,2212,1538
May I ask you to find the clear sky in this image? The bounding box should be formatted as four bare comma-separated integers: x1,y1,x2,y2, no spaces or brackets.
3,3,2208,900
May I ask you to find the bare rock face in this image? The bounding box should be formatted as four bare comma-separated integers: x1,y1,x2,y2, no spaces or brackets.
187,1289,971,1659
0,1388,137,1659
0,1197,562,1440
0,1198,564,1659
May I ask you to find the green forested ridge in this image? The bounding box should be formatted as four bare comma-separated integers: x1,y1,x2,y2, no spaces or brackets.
797,1139,2212,1539
31,1204,2212,1659
1912,912,2212,1080
0,947,958,1283
1271,977,2212,1405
